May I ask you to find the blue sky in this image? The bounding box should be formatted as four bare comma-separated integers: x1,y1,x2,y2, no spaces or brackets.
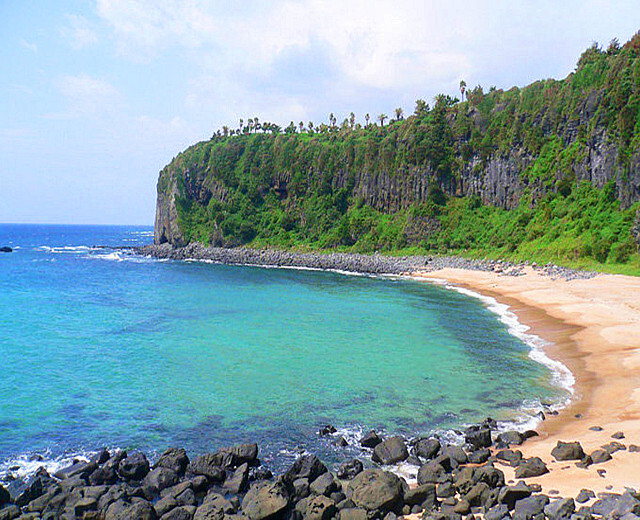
1,1,638,225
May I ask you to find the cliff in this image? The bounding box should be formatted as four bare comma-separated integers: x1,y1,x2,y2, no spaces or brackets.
154,34,640,270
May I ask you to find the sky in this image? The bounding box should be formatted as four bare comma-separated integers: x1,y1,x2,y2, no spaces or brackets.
1,1,638,225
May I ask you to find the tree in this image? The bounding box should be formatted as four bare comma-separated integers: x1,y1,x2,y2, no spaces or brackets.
378,114,387,126
365,113,370,127
222,125,229,137
308,121,314,133
329,113,337,128
349,112,356,129
299,121,305,133
285,121,297,134
414,99,428,116
459,80,467,101
239,118,244,133
394,107,404,121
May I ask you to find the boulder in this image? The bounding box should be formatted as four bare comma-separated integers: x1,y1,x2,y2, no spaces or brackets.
213,444,259,469
591,492,640,517
413,438,441,460
118,452,151,481
296,495,336,520
143,467,179,497
0,505,20,520
441,446,467,466
155,448,190,475
544,498,575,520
359,431,383,449
436,481,455,498
467,448,491,464
498,483,531,510
105,498,157,520
403,483,436,508
293,478,310,501
193,499,227,520
188,455,226,482
590,449,612,464
575,489,595,504
473,465,505,489
0,247,12,253
513,495,549,520
336,460,363,480
309,472,339,497
285,455,328,483
318,425,337,436
348,469,404,513
496,449,523,466
485,504,510,520
417,462,448,485
224,463,250,494
165,506,197,520
53,460,96,480
496,431,524,446
464,427,492,449
551,441,585,461
337,508,368,520
241,480,290,520
462,482,489,507
514,457,549,478
372,437,409,465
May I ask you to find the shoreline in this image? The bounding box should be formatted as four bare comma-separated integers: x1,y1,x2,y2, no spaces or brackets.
412,267,640,497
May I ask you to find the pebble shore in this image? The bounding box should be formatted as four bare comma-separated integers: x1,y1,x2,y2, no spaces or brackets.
139,243,598,281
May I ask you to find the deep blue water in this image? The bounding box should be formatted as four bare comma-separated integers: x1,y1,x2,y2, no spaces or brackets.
0,224,566,475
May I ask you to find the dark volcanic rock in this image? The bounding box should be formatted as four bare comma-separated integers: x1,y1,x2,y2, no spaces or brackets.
188,454,226,482
413,438,441,460
575,489,595,504
496,431,524,446
359,431,383,449
404,483,436,508
241,480,290,520
296,494,336,520
212,444,259,469
0,484,9,507
336,460,363,480
468,448,491,464
105,498,157,520
590,449,612,464
514,457,548,478
348,469,404,513
372,436,409,465
155,448,190,475
0,247,12,253
224,463,250,494
118,452,151,481
417,462,448,485
285,455,328,483
143,467,179,497
513,495,550,520
464,427,492,449
498,483,531,510
551,441,585,461
309,472,339,497
318,425,337,436
544,498,575,520
485,504,510,520
591,492,640,517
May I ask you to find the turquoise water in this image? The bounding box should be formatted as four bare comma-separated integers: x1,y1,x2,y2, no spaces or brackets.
0,225,565,473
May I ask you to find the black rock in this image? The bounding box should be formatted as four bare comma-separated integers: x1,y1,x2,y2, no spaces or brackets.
495,450,523,466
249,466,273,482
551,441,585,461
91,448,111,465
403,483,436,508
142,467,179,497
590,449,612,464
337,508,368,520
611,431,625,439
334,436,349,447
464,427,492,449
360,431,383,449
473,465,505,490
296,494,336,520
498,483,531,510
211,443,259,469
347,469,404,514
372,436,409,465
591,492,640,517
437,481,456,498
484,504,510,520
118,452,150,481
53,460,96,480
155,448,190,475
319,425,337,436
544,498,575,520
589,426,603,432
496,431,523,446
187,454,226,482
468,449,491,465
0,484,9,507
575,489,595,504
417,461,448,485
105,498,157,520
336,460,363,480
285,454,328,483
442,446,468,466
309,472,339,497
292,478,310,501
414,438,441,460
224,462,250,494
242,479,291,520
514,457,548,479
0,247,12,253
601,441,626,454
513,495,549,520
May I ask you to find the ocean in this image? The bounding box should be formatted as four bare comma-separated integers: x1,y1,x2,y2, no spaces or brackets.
0,224,571,478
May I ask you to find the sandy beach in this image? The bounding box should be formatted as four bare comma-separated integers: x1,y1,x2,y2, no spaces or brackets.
412,266,640,498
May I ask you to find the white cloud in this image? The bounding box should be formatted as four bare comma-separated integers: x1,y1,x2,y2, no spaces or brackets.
20,39,37,53
60,14,99,50
53,73,121,119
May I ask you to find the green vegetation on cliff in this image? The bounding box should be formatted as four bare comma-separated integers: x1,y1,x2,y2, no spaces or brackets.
159,34,640,274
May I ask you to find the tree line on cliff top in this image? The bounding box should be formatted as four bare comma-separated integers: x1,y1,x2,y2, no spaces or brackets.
166,33,640,274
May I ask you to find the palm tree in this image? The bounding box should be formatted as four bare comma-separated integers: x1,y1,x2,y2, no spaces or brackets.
349,112,355,129
394,107,404,121
308,121,314,133
299,121,304,133
222,125,229,137
377,114,387,127
414,99,427,116
365,113,370,127
459,80,467,102
329,113,336,128
239,118,244,132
